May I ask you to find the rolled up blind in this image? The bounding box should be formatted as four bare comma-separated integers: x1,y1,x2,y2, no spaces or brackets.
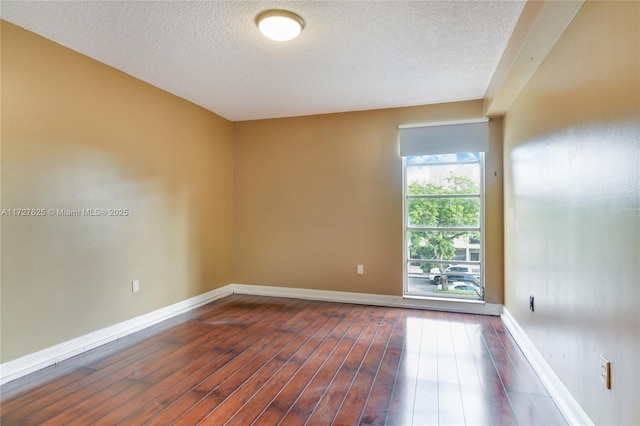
399,119,489,157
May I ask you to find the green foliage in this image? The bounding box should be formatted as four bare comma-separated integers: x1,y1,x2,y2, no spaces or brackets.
407,174,480,266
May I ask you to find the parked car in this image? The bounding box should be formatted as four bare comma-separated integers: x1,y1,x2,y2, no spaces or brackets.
451,284,478,292
450,283,484,298
432,265,480,284
428,267,441,280
453,283,484,299
448,274,481,286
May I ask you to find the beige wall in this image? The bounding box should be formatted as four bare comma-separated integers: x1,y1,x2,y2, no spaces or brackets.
502,1,639,424
1,22,234,362
233,103,504,304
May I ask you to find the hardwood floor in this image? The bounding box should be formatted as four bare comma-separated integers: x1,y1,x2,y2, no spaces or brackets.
0,295,567,425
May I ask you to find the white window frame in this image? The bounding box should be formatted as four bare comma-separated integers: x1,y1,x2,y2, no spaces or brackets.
402,153,486,300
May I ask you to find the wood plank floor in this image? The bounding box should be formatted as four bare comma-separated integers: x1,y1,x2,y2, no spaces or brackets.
0,295,567,425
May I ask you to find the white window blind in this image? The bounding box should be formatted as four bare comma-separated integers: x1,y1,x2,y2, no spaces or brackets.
399,119,489,157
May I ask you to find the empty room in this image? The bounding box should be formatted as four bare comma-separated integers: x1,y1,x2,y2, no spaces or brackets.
1,1,638,425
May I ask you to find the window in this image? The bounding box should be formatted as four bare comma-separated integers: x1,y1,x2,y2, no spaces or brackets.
399,119,488,301
404,152,483,300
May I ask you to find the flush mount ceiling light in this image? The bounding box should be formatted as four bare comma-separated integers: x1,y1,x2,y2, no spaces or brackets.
256,9,304,42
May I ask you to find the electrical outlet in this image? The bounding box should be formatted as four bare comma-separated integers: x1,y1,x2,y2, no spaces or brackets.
132,280,140,293
357,264,364,275
529,295,535,312
600,356,611,389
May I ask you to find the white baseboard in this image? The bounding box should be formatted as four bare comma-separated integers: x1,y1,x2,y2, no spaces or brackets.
501,307,593,426
231,283,503,316
0,285,234,385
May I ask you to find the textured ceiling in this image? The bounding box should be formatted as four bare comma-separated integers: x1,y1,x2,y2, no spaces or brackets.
1,1,526,121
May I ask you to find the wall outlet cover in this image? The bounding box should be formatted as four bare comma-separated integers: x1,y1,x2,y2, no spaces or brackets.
529,295,535,311
600,356,611,389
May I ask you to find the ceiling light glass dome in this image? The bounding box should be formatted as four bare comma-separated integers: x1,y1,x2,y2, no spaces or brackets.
256,10,304,42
